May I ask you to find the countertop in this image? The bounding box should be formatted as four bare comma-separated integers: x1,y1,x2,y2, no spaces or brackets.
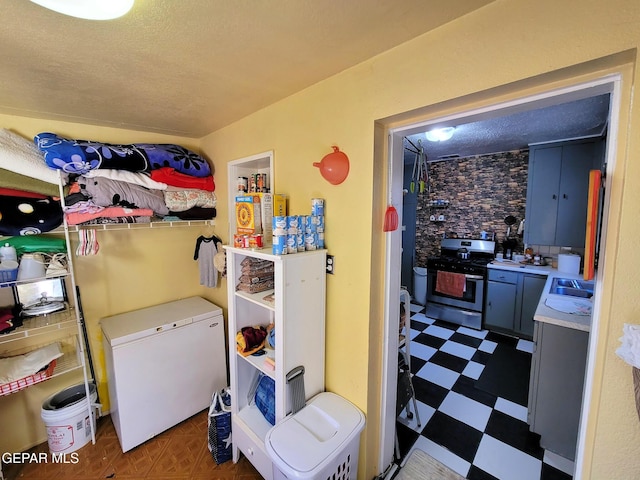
487,261,592,332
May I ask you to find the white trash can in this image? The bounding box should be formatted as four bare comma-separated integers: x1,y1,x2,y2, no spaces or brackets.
265,392,365,480
413,267,428,306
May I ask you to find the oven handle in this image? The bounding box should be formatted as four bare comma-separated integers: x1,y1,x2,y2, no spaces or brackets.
465,274,484,280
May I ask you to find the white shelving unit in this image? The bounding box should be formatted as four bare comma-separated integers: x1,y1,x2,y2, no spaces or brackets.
0,173,97,452
224,246,326,480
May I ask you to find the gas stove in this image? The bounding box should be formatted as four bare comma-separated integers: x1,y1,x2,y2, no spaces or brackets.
424,238,496,330
427,239,496,275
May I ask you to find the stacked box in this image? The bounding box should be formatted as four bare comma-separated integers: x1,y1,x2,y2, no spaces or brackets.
252,193,287,242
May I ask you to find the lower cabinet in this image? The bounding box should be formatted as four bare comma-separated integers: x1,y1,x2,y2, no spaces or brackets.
484,269,546,338
528,321,589,461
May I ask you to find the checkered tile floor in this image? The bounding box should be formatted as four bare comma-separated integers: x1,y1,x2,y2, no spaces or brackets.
395,303,574,480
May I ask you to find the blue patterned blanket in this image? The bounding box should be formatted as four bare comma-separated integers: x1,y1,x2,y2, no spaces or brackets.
34,132,211,177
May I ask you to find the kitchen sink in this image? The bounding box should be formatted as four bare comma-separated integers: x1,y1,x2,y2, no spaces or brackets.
549,277,594,298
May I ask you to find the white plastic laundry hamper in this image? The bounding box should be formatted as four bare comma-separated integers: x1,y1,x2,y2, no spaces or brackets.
265,392,365,480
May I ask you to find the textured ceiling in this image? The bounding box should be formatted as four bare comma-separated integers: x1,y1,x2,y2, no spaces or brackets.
403,93,611,163
0,0,494,137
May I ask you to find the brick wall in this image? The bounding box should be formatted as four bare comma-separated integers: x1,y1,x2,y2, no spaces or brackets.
414,150,528,266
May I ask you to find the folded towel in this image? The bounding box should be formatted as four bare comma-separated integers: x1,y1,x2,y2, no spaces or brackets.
435,271,467,298
0,343,63,384
0,129,66,185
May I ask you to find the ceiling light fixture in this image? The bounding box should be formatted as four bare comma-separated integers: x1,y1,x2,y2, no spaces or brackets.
30,0,134,20
425,127,455,142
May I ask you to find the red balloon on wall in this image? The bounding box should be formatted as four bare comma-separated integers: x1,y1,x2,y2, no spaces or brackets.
313,146,349,185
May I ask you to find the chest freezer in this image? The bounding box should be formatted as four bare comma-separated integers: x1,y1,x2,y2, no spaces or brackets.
101,296,227,452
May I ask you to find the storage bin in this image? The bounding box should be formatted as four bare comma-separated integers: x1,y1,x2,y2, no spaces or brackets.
265,392,365,480
0,360,56,396
41,383,97,454
413,267,428,305
0,261,18,287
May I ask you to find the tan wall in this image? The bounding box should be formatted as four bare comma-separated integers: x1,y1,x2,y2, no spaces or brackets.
2,0,640,478
201,1,640,478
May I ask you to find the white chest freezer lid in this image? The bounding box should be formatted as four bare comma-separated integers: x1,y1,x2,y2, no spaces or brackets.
265,392,365,475
100,296,222,346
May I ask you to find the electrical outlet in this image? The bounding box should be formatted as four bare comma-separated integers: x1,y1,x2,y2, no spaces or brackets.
326,255,335,274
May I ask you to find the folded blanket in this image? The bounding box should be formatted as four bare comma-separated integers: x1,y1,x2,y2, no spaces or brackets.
0,187,47,199
168,207,216,220
0,343,63,385
150,167,215,191
77,216,152,226
34,132,212,177
0,129,66,185
0,194,63,235
163,190,216,212
0,167,63,197
78,175,169,215
65,207,154,225
84,169,168,190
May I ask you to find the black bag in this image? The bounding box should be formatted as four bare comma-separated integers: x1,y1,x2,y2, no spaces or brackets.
207,388,232,464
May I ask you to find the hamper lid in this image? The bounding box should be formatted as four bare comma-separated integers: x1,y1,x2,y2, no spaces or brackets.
265,392,365,475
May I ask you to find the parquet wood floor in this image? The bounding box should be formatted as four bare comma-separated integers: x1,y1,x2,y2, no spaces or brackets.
3,410,263,480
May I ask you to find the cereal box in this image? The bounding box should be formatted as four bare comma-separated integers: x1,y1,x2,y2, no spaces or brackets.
235,195,262,234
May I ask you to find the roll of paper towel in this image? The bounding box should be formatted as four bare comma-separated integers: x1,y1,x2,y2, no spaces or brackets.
558,253,581,274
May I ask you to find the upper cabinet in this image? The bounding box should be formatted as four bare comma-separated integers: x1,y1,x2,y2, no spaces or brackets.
525,138,605,247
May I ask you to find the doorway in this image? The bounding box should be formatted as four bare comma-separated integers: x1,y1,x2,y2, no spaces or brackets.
379,74,623,478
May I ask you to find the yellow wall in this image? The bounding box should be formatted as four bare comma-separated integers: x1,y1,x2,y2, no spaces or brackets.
201,1,640,478
2,0,640,478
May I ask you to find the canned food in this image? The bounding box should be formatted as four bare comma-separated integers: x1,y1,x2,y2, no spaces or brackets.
272,216,287,236
249,234,263,248
233,234,250,248
286,215,300,234
305,233,318,251
311,198,324,216
317,231,324,248
237,177,248,192
306,215,320,233
272,234,287,255
257,173,268,192
286,233,298,254
297,232,305,252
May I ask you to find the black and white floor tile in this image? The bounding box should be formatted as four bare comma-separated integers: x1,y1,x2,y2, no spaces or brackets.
395,303,574,480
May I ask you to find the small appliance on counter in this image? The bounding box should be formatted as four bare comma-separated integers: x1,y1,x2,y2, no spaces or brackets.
558,253,581,274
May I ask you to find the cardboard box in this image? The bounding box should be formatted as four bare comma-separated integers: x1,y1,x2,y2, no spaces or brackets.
251,193,287,241
235,195,262,234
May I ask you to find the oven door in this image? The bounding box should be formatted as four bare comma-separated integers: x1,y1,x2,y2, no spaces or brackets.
427,270,485,312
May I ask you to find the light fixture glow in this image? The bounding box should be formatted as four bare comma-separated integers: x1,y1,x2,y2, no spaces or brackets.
425,127,455,142
30,0,134,20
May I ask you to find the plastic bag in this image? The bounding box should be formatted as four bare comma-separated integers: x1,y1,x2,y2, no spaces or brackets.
253,374,275,425
207,388,232,464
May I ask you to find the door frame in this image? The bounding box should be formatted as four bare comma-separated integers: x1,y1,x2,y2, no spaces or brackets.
379,69,626,477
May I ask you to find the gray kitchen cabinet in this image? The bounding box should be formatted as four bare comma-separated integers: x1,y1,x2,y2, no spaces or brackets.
484,269,545,339
518,274,547,337
525,139,603,247
528,321,589,461
485,270,518,331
